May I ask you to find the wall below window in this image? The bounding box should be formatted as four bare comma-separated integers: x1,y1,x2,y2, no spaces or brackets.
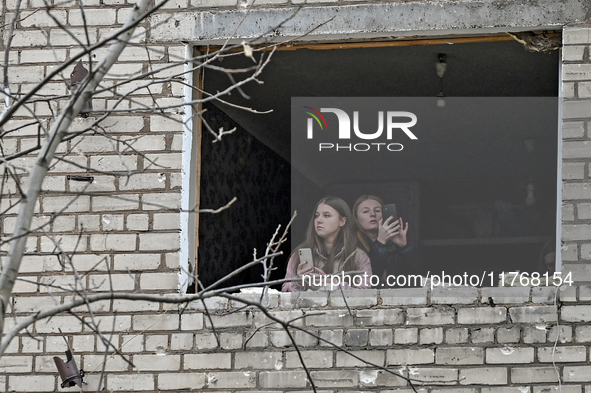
3,286,590,391
1,0,591,390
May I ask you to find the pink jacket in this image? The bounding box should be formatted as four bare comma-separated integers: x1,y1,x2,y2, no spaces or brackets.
282,248,372,292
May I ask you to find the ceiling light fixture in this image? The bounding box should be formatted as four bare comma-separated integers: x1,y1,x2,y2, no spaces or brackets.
436,53,447,107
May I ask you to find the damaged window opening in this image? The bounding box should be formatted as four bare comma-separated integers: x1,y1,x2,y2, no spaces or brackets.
194,34,560,293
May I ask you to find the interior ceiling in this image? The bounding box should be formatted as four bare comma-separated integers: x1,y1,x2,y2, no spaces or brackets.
202,36,560,186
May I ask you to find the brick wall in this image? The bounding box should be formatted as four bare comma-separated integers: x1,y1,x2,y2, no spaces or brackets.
562,24,591,281
2,288,591,391
0,0,186,299
1,0,591,391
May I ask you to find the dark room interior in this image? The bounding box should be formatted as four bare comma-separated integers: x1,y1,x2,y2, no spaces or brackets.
197,35,560,290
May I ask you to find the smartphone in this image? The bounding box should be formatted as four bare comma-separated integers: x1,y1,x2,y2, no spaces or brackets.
298,248,314,270
382,204,397,225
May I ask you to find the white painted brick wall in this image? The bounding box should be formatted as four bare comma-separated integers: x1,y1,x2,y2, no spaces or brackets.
563,140,591,159
486,347,534,363
121,135,166,152
548,325,573,343
336,350,384,367
22,82,67,96
89,155,138,172
107,374,155,391
89,274,137,291
409,367,458,384
236,351,283,369
563,45,588,62
511,366,560,383
563,162,586,180
445,327,469,344
52,215,76,232
92,194,140,211
84,354,130,372
357,308,404,325
77,214,101,231
114,253,161,270
394,327,418,344
563,81,576,98
126,213,150,230
68,9,117,25
319,328,343,346
144,153,183,171
144,334,168,352
133,314,179,331
36,315,84,333
420,327,444,345
457,307,507,324
562,365,591,382
140,272,179,290
6,66,45,84
10,291,580,392
42,195,91,213
562,224,591,241
436,347,483,364
133,354,181,370
141,192,181,210
157,373,206,390
497,326,521,343
120,173,167,191
537,346,586,362
369,328,393,346
270,330,318,347
69,176,116,193
564,27,591,45
259,371,307,388
20,49,67,63
522,326,546,343
40,234,88,252
138,232,180,250
562,26,591,277
90,233,137,251
285,350,333,368
407,308,455,325
0,356,34,372
8,375,55,392
459,367,507,385
2,8,591,393
387,348,434,365
49,28,99,45
20,10,66,27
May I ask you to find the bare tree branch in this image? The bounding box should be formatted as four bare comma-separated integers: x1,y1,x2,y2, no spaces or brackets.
0,0,154,338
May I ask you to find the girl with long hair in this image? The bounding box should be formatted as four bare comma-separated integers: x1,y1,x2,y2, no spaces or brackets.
353,195,422,287
282,197,372,292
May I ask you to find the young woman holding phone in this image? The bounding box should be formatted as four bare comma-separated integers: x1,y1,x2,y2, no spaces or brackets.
282,197,372,292
353,195,423,287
